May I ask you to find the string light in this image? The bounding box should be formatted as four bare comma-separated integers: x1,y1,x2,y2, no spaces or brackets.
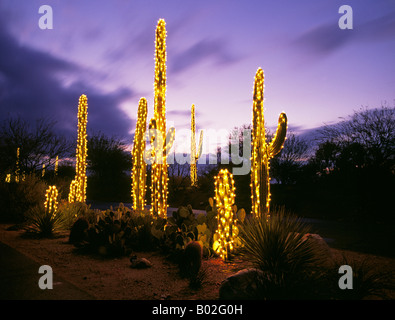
190,104,203,187
149,19,175,218
250,68,287,219
15,147,20,183
131,97,148,212
44,185,59,216
212,169,238,261
55,156,58,176
69,94,88,203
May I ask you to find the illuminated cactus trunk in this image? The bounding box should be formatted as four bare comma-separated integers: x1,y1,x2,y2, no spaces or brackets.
69,94,88,203
190,104,203,187
131,98,148,212
149,19,175,218
45,185,59,216
148,118,175,217
213,169,238,261
251,68,287,219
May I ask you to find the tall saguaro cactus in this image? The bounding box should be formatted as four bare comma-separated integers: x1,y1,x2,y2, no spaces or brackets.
149,19,175,218
69,94,88,203
251,68,287,219
131,98,148,213
190,104,203,187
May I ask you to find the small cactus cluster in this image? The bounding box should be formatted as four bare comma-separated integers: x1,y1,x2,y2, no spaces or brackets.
190,104,203,187
251,68,287,219
69,94,88,203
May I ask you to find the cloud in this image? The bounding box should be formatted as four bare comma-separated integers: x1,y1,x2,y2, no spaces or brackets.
293,11,395,56
170,38,241,74
0,20,136,139
167,109,194,118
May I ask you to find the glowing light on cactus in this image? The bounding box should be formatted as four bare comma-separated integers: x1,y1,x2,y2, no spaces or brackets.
190,104,203,187
5,174,11,183
68,179,78,203
55,156,59,176
212,169,238,261
69,94,88,203
42,164,45,177
148,19,175,218
250,68,287,219
44,185,59,215
15,147,20,183
131,98,148,212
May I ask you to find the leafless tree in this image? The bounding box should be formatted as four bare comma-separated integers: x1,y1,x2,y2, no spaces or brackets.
318,105,395,168
0,116,72,175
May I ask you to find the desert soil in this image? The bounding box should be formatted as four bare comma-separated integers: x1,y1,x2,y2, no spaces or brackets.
0,224,394,300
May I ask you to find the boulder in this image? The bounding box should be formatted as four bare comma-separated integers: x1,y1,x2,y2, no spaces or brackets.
219,268,266,300
302,233,335,268
130,256,153,269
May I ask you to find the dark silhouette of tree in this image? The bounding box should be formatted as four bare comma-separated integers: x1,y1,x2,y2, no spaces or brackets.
0,116,72,177
87,132,131,202
318,105,394,170
270,133,310,184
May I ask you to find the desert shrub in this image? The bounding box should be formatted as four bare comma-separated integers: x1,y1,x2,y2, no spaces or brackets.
58,200,97,230
323,255,395,300
238,207,329,299
0,174,48,223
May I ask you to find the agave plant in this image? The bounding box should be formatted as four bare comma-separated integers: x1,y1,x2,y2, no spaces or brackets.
237,207,328,299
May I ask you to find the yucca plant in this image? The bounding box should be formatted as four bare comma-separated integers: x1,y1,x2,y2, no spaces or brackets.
24,204,65,238
238,207,327,299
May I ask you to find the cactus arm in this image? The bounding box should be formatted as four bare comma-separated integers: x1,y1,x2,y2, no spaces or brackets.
163,127,175,156
268,112,287,157
190,104,203,187
196,130,204,159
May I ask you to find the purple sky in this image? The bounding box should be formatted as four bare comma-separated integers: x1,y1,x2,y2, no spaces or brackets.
0,0,394,154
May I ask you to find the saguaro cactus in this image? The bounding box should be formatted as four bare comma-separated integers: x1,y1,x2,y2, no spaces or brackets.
69,94,88,203
148,19,175,218
251,68,287,219
212,169,238,261
190,104,203,187
131,98,148,213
